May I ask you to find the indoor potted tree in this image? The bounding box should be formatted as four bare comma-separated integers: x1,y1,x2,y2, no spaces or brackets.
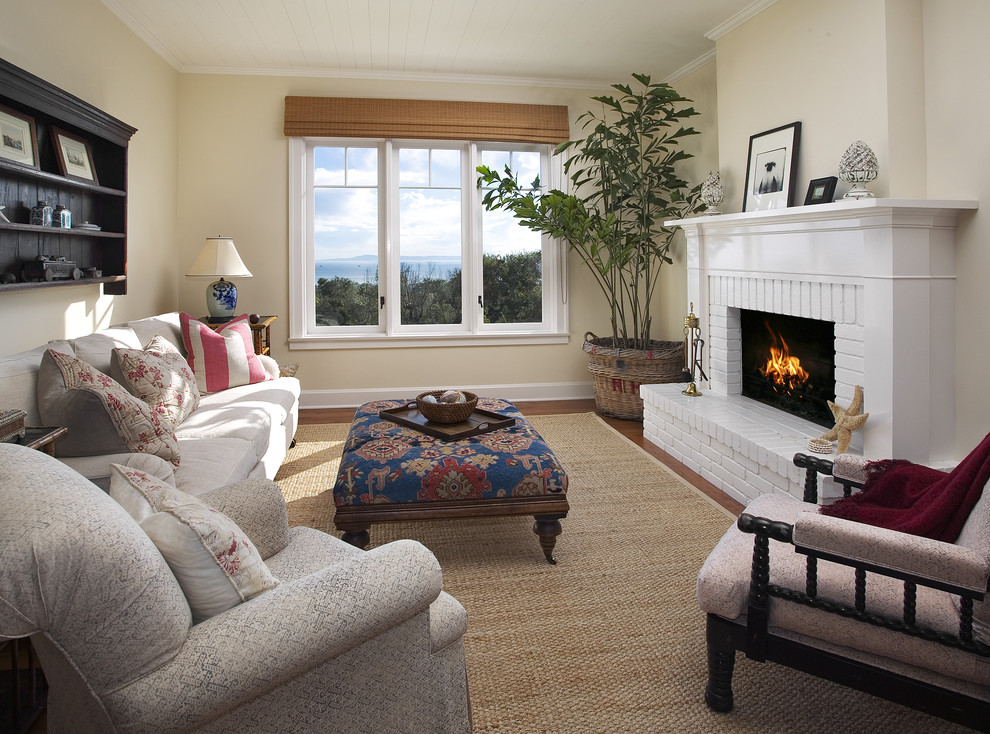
477,73,703,419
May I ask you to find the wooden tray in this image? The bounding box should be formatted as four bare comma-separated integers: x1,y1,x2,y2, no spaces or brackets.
379,404,515,440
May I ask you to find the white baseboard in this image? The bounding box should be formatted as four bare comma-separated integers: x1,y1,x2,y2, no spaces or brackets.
299,381,595,410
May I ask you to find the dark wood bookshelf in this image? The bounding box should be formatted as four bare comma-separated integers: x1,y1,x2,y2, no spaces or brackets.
0,58,136,295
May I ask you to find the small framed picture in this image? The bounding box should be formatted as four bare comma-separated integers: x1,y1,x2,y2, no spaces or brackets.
804,176,838,206
742,121,801,212
51,127,98,184
0,104,40,169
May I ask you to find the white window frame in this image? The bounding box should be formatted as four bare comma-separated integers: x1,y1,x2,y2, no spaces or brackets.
288,137,568,350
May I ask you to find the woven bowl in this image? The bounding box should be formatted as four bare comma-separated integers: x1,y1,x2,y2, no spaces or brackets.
415,390,478,424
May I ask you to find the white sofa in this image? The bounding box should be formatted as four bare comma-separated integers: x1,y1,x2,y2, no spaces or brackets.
0,442,472,733
0,312,300,496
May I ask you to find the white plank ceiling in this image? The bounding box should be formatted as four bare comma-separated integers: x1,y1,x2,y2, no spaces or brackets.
100,0,773,86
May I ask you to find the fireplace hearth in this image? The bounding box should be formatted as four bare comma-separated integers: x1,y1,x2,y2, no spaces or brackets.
740,310,835,427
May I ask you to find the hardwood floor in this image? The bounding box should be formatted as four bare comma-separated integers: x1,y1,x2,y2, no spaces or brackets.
300,398,744,516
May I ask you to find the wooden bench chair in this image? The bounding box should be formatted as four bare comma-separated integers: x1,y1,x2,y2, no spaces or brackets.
697,452,990,731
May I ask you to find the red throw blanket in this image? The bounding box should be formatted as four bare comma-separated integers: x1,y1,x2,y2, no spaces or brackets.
820,431,990,542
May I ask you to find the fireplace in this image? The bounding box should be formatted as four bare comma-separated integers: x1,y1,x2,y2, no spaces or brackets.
642,199,975,505
740,310,835,427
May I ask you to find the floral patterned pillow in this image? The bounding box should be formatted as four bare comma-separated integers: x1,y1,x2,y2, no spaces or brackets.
111,336,201,426
109,464,279,622
38,350,180,466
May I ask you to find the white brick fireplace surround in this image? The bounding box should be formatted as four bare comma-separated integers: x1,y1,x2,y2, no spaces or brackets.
644,199,977,506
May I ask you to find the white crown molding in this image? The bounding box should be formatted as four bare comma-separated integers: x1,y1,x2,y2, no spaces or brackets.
177,64,611,90
664,49,716,84
101,0,183,70
705,0,780,41
299,382,595,410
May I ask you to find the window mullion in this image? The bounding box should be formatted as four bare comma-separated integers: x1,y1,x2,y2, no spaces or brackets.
557,151,568,326
543,151,559,328
383,140,400,336
306,142,318,333
464,142,482,334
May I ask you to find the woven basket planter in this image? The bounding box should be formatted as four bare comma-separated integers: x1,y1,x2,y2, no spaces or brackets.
583,333,685,420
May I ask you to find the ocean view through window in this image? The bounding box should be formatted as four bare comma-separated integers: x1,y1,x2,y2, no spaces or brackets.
316,256,461,283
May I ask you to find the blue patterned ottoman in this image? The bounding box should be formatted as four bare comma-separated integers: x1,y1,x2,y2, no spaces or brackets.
332,398,569,563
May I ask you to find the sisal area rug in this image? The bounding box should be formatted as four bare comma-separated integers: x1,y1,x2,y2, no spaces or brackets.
274,413,970,734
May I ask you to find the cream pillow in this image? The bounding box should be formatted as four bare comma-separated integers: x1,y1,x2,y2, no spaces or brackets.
109,464,278,622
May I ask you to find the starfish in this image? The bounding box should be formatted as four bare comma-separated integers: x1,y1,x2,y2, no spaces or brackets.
818,385,869,454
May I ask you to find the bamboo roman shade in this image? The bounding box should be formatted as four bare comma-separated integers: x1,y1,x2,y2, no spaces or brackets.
284,96,570,144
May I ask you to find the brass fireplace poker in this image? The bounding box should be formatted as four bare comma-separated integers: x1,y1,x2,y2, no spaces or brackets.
681,303,708,397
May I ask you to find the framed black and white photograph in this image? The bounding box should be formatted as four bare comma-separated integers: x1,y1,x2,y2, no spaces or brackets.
0,104,39,169
804,176,837,206
51,127,98,184
742,121,801,212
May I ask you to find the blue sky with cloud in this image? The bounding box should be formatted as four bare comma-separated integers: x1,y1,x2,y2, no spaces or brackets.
313,145,541,263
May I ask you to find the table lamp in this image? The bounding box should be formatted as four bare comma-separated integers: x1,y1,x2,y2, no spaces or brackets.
186,236,253,322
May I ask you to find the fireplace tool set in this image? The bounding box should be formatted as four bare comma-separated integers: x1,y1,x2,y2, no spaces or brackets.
681,303,708,397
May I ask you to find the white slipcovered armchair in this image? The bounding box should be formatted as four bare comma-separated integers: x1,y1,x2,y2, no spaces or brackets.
0,442,471,733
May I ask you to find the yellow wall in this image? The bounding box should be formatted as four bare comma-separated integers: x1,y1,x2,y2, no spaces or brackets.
173,73,710,401
660,61,719,341
1,0,714,403
921,0,990,455
6,0,985,454
714,0,987,456
716,0,891,206
0,0,179,352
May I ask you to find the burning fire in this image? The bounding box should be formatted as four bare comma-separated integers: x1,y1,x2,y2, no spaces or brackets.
759,322,810,390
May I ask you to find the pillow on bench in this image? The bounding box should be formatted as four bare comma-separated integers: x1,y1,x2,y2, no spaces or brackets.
180,313,272,393
38,350,180,466
111,335,201,426
109,463,278,622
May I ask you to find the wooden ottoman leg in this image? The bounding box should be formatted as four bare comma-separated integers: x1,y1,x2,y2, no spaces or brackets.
533,513,565,565
339,527,371,549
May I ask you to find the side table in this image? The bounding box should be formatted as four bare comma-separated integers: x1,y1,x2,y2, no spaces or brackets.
15,426,67,456
201,315,277,357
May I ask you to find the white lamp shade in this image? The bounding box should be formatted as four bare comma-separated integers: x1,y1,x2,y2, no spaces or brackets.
186,237,253,278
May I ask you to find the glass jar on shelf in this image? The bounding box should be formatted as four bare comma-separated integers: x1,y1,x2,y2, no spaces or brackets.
30,200,53,227
52,205,71,228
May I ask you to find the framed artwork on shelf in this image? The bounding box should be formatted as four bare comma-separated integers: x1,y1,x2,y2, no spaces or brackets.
51,127,98,184
0,104,40,169
742,121,801,212
804,176,838,205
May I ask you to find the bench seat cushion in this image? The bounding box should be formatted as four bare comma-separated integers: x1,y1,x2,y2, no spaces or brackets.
697,493,990,689
172,438,261,497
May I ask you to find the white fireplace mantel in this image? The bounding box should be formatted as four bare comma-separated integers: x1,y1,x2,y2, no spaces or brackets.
648,198,977,503
668,198,978,290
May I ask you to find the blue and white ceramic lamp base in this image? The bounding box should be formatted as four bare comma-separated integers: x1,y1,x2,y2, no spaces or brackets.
206,278,238,320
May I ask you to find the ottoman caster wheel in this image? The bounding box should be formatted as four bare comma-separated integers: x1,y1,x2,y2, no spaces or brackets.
340,529,370,549
533,514,564,564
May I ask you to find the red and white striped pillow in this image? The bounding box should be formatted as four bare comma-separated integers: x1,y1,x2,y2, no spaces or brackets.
180,313,272,393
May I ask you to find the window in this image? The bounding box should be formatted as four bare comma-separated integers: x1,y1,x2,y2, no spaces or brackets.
288,138,567,349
